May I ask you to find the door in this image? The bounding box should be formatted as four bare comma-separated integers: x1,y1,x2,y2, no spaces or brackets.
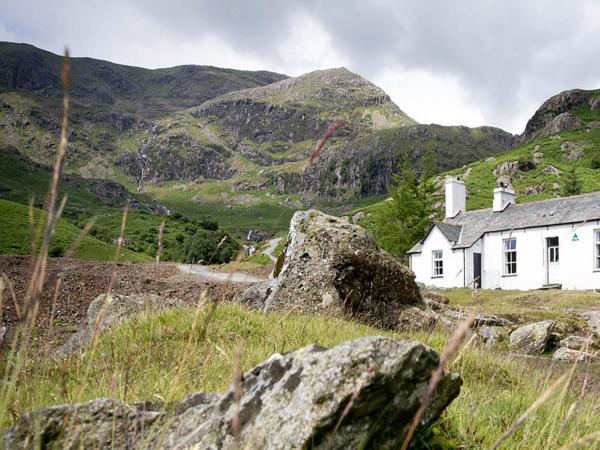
473,253,482,288
546,237,559,284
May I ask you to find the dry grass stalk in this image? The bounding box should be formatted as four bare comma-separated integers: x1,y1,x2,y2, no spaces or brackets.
1,274,20,321
107,204,129,295
232,343,243,439
558,431,600,450
26,50,70,313
334,363,376,432
489,373,568,450
64,217,97,259
156,221,165,264
401,312,476,450
309,119,342,164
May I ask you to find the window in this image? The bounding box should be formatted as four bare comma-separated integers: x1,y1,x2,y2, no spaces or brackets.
503,238,517,275
432,250,443,277
547,237,559,263
595,230,600,271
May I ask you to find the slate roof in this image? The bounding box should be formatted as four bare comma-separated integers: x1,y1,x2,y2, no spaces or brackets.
434,221,462,242
408,191,600,253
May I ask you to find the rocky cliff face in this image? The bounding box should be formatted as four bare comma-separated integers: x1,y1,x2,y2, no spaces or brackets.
263,124,513,200
0,42,516,213
518,89,600,144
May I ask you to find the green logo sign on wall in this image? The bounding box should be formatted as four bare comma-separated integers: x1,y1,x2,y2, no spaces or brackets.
572,233,579,241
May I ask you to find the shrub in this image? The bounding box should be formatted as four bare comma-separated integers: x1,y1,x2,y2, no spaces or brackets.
176,229,239,264
591,153,600,170
517,156,535,172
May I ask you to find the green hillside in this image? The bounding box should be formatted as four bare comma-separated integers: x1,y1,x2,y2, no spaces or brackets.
446,89,600,209
355,88,600,244
0,199,149,261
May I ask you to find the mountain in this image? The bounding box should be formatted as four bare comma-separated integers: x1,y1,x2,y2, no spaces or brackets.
357,87,600,234
0,42,286,118
0,42,514,236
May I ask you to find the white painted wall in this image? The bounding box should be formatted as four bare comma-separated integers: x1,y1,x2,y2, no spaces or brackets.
480,221,600,290
409,226,465,288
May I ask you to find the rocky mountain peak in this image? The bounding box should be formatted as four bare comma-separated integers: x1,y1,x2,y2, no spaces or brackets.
518,88,597,144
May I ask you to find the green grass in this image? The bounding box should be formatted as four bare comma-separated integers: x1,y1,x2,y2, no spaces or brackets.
245,253,273,265
9,302,600,449
0,199,149,261
358,97,600,247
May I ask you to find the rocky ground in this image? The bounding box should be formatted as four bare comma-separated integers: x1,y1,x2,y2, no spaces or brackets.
0,256,243,332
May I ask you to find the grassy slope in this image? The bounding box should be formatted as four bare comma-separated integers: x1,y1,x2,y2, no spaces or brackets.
0,199,149,261
355,90,600,237
12,302,600,448
443,90,600,209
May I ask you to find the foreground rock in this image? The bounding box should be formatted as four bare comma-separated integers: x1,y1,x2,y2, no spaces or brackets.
509,320,555,354
553,347,598,363
57,293,184,357
246,210,422,329
6,336,462,449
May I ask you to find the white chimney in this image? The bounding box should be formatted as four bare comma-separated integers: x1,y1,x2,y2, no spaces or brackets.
445,177,466,219
493,187,516,212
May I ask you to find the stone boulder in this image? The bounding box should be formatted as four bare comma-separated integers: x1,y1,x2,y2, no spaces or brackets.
423,291,450,306
553,347,598,363
509,320,555,354
57,293,184,357
544,165,563,176
259,210,422,329
579,311,600,336
477,326,501,349
5,337,462,449
559,335,593,350
590,95,600,110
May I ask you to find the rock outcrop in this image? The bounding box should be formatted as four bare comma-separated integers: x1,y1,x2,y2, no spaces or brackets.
518,89,589,144
552,347,598,363
57,293,184,357
509,320,555,354
249,210,422,329
5,336,462,449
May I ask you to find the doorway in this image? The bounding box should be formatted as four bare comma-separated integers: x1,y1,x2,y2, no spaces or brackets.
473,253,482,288
545,236,559,285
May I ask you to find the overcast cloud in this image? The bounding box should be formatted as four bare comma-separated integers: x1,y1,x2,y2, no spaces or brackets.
2,0,600,133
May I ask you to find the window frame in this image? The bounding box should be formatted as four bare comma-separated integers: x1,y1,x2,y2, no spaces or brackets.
431,250,444,278
547,236,559,264
503,237,517,276
595,230,600,272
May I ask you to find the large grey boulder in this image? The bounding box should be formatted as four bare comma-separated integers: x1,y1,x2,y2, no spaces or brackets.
6,336,462,449
559,335,593,351
253,210,422,329
57,293,184,357
579,311,600,336
553,347,598,363
509,320,555,354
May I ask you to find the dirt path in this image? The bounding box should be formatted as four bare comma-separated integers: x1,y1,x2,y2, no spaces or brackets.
177,264,265,283
263,238,283,262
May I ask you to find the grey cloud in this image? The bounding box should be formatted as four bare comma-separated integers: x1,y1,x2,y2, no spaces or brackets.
2,0,600,132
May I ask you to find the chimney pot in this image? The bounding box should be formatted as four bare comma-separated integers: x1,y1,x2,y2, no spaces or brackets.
445,177,466,218
493,187,516,212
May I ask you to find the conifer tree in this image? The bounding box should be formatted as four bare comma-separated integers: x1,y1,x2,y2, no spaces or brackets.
375,151,441,260
561,167,582,196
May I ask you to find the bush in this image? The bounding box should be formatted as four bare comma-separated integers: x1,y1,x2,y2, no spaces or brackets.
49,244,65,257
561,168,582,196
176,229,239,264
591,153,600,170
197,216,219,231
518,156,535,172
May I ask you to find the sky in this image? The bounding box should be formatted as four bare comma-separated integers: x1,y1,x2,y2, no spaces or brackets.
2,0,600,134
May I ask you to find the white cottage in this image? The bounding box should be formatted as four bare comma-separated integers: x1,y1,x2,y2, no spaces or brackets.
407,178,600,290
